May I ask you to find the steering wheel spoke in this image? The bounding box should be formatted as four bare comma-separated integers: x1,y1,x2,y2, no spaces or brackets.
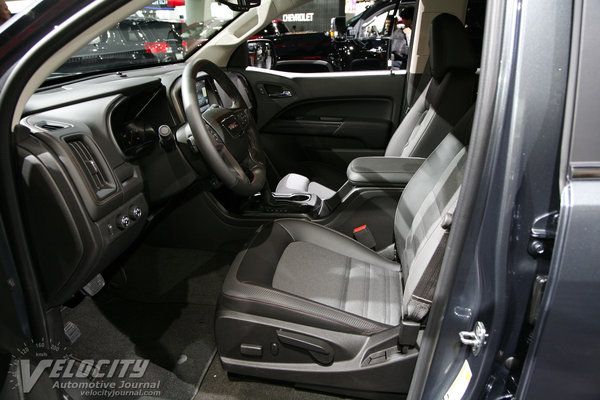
217,144,250,184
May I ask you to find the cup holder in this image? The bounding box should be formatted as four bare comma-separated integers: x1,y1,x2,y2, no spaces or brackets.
287,194,311,202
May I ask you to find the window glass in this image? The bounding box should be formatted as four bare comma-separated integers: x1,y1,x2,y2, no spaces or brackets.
49,0,239,81
247,0,415,73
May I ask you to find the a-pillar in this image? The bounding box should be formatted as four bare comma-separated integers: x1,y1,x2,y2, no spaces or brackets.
186,0,212,24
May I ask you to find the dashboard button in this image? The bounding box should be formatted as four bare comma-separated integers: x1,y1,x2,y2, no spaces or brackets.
116,214,130,230
129,206,142,220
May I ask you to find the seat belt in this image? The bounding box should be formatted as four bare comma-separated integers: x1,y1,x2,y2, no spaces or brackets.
406,211,452,321
404,57,431,115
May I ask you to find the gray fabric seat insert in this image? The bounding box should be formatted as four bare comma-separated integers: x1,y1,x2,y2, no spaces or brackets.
273,241,401,326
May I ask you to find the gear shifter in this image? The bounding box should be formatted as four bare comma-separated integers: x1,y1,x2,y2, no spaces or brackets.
260,182,277,206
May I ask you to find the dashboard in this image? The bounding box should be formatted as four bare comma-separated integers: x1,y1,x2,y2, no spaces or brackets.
17,65,253,307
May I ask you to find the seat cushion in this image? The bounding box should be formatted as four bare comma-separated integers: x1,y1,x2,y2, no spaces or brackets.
273,241,401,326
220,219,402,334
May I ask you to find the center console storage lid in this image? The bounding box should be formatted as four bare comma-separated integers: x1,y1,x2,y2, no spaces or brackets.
347,157,425,186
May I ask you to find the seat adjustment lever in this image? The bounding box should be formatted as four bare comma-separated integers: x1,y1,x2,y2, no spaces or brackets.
276,329,334,365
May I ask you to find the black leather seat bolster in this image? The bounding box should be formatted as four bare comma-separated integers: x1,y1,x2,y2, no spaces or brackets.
346,157,425,186
220,219,394,335
427,70,478,128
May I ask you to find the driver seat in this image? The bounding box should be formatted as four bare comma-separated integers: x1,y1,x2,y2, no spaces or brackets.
215,107,474,397
274,13,478,200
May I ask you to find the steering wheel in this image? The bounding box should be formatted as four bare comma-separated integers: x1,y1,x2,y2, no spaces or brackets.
181,59,266,196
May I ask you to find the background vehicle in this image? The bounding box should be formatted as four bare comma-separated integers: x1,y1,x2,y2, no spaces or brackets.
180,18,231,52
247,0,414,72
252,18,289,37
56,18,184,76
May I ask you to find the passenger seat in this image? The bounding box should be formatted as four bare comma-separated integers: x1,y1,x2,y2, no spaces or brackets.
215,106,476,396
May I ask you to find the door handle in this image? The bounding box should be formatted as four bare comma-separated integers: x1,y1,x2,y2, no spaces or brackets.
268,89,293,98
262,83,293,98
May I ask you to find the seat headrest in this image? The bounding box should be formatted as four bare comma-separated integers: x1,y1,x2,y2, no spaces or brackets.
430,13,478,82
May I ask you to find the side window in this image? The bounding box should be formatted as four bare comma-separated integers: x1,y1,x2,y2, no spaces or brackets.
247,1,415,73
359,11,392,38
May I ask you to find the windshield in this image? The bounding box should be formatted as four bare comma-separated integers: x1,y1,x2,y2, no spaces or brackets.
49,0,239,81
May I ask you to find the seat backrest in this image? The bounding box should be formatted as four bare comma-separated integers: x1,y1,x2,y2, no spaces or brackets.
385,13,478,159
394,107,474,320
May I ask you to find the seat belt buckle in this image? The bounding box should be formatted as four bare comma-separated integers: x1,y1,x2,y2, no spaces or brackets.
399,319,420,350
353,225,377,249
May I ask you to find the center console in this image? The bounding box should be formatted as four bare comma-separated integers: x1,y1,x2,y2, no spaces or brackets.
239,156,426,221
243,184,324,217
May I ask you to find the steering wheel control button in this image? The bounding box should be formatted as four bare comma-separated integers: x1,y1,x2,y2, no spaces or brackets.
116,214,131,230
236,110,249,127
207,126,223,143
129,206,142,220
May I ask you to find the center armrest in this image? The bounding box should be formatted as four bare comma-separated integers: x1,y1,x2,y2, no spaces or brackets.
346,157,425,186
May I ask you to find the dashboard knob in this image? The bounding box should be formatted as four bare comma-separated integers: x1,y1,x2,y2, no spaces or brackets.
158,125,172,137
158,125,175,151
129,206,142,220
116,214,130,230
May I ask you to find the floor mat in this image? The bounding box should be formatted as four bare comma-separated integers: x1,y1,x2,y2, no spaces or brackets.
108,244,232,305
62,245,234,400
196,356,347,400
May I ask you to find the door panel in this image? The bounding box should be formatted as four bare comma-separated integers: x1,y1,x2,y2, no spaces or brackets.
243,68,406,182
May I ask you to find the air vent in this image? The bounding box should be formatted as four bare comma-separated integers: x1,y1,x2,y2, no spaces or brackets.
66,139,113,197
36,121,72,132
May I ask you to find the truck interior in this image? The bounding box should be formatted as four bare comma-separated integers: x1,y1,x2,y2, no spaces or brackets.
0,0,497,399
